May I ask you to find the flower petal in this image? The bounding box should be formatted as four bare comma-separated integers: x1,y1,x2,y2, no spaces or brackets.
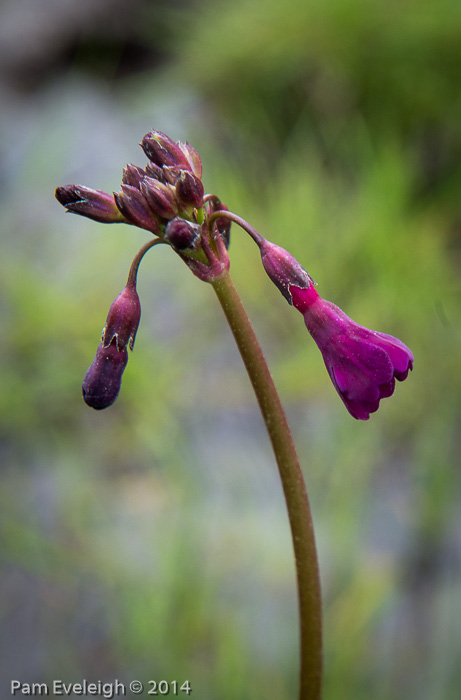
371,331,414,378
379,378,396,398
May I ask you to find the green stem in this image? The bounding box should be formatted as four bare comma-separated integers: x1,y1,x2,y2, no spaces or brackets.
211,272,322,700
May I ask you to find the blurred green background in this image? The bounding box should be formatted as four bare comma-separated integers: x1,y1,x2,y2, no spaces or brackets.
1,0,460,698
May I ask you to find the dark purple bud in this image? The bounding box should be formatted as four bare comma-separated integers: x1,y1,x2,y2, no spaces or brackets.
161,165,185,185
259,240,313,303
145,161,165,181
175,170,204,209
141,129,189,169
164,217,202,251
82,341,128,410
55,185,125,224
177,141,203,178
114,184,161,234
103,283,141,351
141,177,178,220
122,164,146,189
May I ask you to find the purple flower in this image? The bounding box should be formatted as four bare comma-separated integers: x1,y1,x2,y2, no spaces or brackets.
290,285,413,420
258,240,413,420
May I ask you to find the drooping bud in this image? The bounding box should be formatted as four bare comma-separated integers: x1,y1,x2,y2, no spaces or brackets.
114,184,161,234
164,217,202,251
122,164,146,189
55,185,125,224
175,170,204,209
103,283,141,351
141,129,189,169
259,240,314,304
82,341,128,410
177,141,203,178
140,177,178,220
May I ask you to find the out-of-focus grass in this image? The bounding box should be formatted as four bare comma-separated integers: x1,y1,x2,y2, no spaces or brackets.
1,0,461,698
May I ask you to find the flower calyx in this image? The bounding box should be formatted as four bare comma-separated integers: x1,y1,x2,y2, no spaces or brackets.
259,240,315,304
102,282,141,351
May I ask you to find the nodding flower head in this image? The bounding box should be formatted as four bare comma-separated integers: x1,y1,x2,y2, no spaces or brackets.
259,240,413,420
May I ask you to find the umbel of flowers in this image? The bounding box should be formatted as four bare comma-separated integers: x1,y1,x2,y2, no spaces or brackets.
56,129,413,418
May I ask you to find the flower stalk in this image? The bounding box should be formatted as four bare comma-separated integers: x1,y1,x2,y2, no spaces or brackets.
211,272,323,700
56,127,413,700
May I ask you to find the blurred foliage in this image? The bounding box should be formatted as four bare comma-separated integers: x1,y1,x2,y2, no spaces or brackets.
1,0,461,698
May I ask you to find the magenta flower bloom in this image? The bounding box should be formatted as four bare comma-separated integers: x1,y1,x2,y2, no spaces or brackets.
259,240,413,420
290,284,413,419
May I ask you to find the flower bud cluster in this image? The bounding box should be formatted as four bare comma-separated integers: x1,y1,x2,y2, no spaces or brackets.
113,129,205,237
55,128,234,410
56,129,206,246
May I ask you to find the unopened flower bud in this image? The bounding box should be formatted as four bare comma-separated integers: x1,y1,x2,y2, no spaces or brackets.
164,217,202,251
114,184,161,234
259,240,314,303
141,129,189,169
160,166,184,186
141,177,178,220
122,164,146,189
145,161,164,181
82,341,128,410
55,185,125,224
177,141,203,178
103,283,141,351
175,170,204,209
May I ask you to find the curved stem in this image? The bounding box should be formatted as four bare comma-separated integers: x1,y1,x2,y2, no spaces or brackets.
208,209,265,246
126,237,162,287
211,272,323,700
